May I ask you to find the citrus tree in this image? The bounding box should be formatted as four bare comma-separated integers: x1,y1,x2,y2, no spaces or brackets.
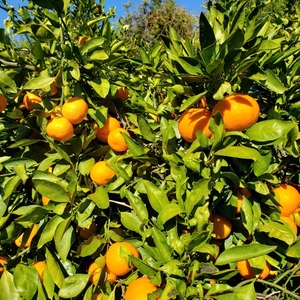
0,0,300,299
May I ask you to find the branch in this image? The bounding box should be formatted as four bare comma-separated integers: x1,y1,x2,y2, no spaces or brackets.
0,58,41,72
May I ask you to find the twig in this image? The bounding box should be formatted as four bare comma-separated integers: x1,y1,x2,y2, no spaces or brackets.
0,58,41,72
256,291,281,299
109,199,132,209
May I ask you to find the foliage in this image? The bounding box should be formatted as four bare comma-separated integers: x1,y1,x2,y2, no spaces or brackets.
0,0,299,299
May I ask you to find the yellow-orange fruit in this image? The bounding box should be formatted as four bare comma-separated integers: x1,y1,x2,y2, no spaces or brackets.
96,116,121,143
107,128,130,152
211,214,232,240
236,188,251,214
280,216,298,235
32,261,46,281
0,256,8,276
46,117,74,142
15,224,38,248
90,161,115,186
0,94,7,112
124,277,158,300
237,260,270,279
116,87,129,101
62,97,89,124
23,92,42,110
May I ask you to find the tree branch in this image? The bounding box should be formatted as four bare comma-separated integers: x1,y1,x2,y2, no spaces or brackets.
0,58,41,72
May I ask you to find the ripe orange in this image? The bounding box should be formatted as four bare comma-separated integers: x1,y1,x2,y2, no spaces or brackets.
15,224,38,248
46,117,74,142
23,92,42,110
77,221,97,239
105,241,139,277
88,261,102,285
91,294,103,300
237,260,270,279
116,87,129,101
96,116,121,143
32,261,46,281
211,214,232,240
90,161,115,186
236,188,251,214
62,97,89,124
212,94,260,131
292,208,300,226
280,216,298,235
124,277,158,300
107,128,130,152
0,94,7,112
41,195,50,205
78,36,91,46
0,256,8,276
106,267,117,284
178,108,212,143
273,184,300,216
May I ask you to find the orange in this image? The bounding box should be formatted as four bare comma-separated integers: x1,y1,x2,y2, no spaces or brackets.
0,256,8,276
273,184,300,216
15,224,38,248
212,94,260,131
178,108,212,143
91,294,103,300
23,92,42,110
88,261,102,285
32,261,46,281
280,216,298,235
236,188,251,214
124,277,158,300
41,195,50,205
77,221,97,239
90,161,115,186
237,260,270,280
105,241,139,277
78,36,91,46
107,128,130,152
292,208,300,226
46,117,74,142
50,82,58,96
267,269,278,279
211,214,232,240
96,116,121,143
0,94,7,112
106,268,117,284
116,87,129,101
62,97,89,124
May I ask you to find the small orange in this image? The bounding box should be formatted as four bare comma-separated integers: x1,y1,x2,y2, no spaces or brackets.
62,97,89,124
32,261,46,281
280,216,298,235
273,184,300,216
106,268,117,284
23,92,42,110
90,161,115,186
0,256,8,276
78,36,91,46
50,82,58,96
15,224,38,248
91,294,103,300
46,117,74,142
237,260,270,280
88,261,102,285
178,108,212,143
107,128,130,152
0,94,7,112
211,214,232,240
124,277,158,300
116,87,129,101
77,221,97,239
105,241,139,277
292,208,300,226
96,116,121,143
236,188,251,214
212,94,260,131
41,195,50,205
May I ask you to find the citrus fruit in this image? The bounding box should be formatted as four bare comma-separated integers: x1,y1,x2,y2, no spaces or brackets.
96,116,121,143
211,214,232,240
107,127,130,152
124,277,158,300
90,161,115,186
237,260,270,280
88,261,102,285
236,188,251,214
77,221,97,239
23,92,42,110
46,117,74,142
106,267,117,284
62,97,89,124
50,82,58,96
105,241,139,276
91,294,102,300
15,224,38,248
0,256,8,276
41,195,50,205
32,261,46,281
212,94,260,131
280,216,298,235
292,208,300,226
273,184,300,216
78,36,91,46
116,87,129,101
0,94,7,112
178,108,212,142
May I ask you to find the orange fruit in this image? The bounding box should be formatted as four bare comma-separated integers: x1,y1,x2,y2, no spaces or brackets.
91,294,103,300
15,224,38,248
280,216,298,235
62,97,89,124
273,184,300,216
105,241,139,277
292,208,300,226
116,87,129,101
23,92,42,110
78,36,91,46
77,221,97,239
106,267,117,284
267,269,278,279
0,94,7,112
32,261,46,281
124,277,158,300
178,108,212,143
46,117,74,142
211,214,232,240
50,82,58,96
96,116,121,143
0,256,8,276
212,94,260,131
236,188,251,214
90,161,115,186
107,128,130,152
237,260,270,280
41,195,50,205
88,261,102,285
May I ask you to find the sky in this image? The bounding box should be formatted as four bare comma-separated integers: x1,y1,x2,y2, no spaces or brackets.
0,0,206,24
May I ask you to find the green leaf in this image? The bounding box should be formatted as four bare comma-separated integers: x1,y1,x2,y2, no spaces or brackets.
89,78,110,98
158,203,184,226
13,205,47,227
0,270,19,299
137,114,155,142
121,133,146,156
89,50,109,61
215,243,277,266
58,274,90,298
286,239,300,258
214,146,262,161
89,186,110,209
78,157,95,175
199,12,216,50
130,256,158,277
0,70,17,93
236,282,256,300
259,70,287,94
179,92,206,112
120,212,143,234
69,60,80,80
23,77,55,90
126,190,149,222
45,248,65,288
152,226,172,263
57,226,75,262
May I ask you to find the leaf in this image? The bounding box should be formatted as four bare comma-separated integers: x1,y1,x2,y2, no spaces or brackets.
199,12,216,50
179,92,206,112
69,60,80,80
57,226,75,262
89,186,110,209
78,157,95,175
151,227,172,263
236,282,256,300
259,70,287,94
23,77,55,90
89,50,109,61
89,78,110,98
286,239,300,258
45,248,65,288
137,114,155,142
215,243,277,266
130,256,158,277
121,133,146,156
0,270,19,299
120,212,143,234
157,203,184,226
125,190,149,222
0,70,17,93
214,146,262,161
58,274,90,298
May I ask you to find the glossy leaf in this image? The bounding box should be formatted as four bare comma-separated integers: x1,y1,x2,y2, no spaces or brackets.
58,274,90,298
214,146,262,161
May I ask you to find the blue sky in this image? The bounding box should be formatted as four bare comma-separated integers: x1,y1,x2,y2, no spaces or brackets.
0,0,205,24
